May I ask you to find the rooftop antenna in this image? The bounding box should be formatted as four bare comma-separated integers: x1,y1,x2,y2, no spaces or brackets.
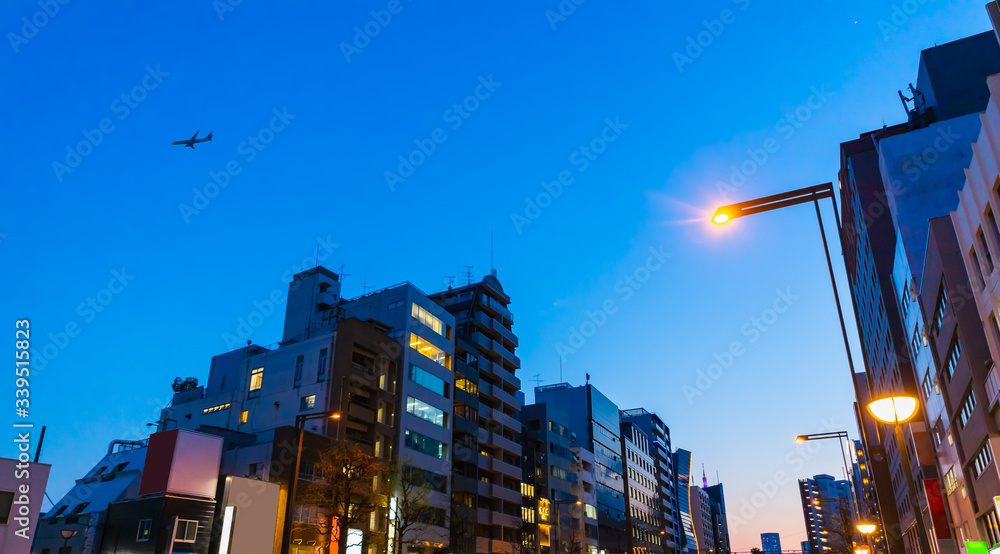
586,372,591,384
459,265,474,286
559,357,564,384
314,244,320,268
337,264,351,286
490,229,495,276
445,275,455,289
702,464,708,488
531,374,543,387
363,269,375,295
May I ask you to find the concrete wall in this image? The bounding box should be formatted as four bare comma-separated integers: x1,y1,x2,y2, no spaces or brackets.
0,457,50,554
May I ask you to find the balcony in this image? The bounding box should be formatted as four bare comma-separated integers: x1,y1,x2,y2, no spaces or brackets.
492,408,522,434
316,290,338,310
493,386,519,410
479,453,494,472
490,432,521,455
987,362,1000,412
492,484,523,504
494,457,522,478
488,361,521,390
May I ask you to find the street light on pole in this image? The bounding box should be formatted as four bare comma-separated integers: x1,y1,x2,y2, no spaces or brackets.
552,496,582,554
794,431,862,520
866,394,929,554
280,410,342,554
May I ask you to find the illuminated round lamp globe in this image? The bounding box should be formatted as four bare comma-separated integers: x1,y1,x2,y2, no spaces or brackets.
856,523,877,535
867,396,918,424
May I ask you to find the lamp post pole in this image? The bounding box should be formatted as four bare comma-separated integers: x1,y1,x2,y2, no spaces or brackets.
553,497,581,554
281,410,341,554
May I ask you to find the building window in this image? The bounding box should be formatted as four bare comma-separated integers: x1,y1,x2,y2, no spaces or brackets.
248,367,263,399
240,410,248,424
973,442,995,478
959,390,977,428
932,281,948,334
301,395,316,411
317,348,328,382
137,518,152,542
455,376,478,394
294,355,304,387
988,207,1000,255
972,248,987,289
409,365,449,397
0,491,13,525
175,519,199,543
981,228,995,272
944,334,962,379
410,333,450,369
984,509,1000,547
922,371,934,400
202,402,231,414
388,300,405,310
406,397,448,428
404,429,448,459
412,303,445,337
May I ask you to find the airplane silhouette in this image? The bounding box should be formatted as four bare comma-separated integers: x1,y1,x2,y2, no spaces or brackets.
172,130,213,149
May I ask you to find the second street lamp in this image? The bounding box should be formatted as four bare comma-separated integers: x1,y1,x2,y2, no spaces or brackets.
281,410,342,554
552,496,582,554
794,431,861,521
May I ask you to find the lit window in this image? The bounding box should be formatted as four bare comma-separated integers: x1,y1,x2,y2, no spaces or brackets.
932,281,948,333
301,395,316,411
404,429,447,459
974,442,995,478
943,335,962,379
406,397,448,428
248,367,263,399
410,333,450,369
240,410,248,424
455,377,478,394
959,390,977,428
412,303,445,336
136,519,152,542
202,403,231,414
409,365,449,397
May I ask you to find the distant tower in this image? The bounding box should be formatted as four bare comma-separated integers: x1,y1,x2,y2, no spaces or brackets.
702,464,708,488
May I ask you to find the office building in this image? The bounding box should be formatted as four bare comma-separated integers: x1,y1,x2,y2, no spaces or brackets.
674,449,697,554
838,30,1000,554
690,486,715,554
761,533,781,554
704,484,730,554
534,383,627,553
622,408,682,554
798,475,853,554
621,416,665,554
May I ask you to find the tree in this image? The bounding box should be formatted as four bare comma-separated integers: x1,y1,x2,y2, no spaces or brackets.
751,548,764,554
385,462,445,554
450,501,478,554
826,497,858,554
299,441,390,554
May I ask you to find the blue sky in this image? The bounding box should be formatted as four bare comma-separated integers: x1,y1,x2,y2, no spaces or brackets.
1,0,993,549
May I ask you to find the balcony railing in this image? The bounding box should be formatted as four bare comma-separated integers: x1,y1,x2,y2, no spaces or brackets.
987,362,1000,412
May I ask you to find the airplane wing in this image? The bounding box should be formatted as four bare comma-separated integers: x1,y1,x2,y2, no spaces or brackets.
190,130,200,141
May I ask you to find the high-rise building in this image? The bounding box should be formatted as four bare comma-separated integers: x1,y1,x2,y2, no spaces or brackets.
674,449,697,554
520,402,599,554
429,272,524,553
534,383,627,553
704,483,730,554
798,475,852,554
944,72,1000,545
690,486,716,554
801,540,811,554
622,408,681,554
838,30,1000,554
621,416,665,554
761,533,781,554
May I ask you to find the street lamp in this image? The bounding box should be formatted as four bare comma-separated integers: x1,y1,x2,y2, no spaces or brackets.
857,522,877,554
60,528,77,550
552,496,582,554
146,418,178,431
794,432,862,522
866,395,929,554
281,410,342,554
711,183,861,393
